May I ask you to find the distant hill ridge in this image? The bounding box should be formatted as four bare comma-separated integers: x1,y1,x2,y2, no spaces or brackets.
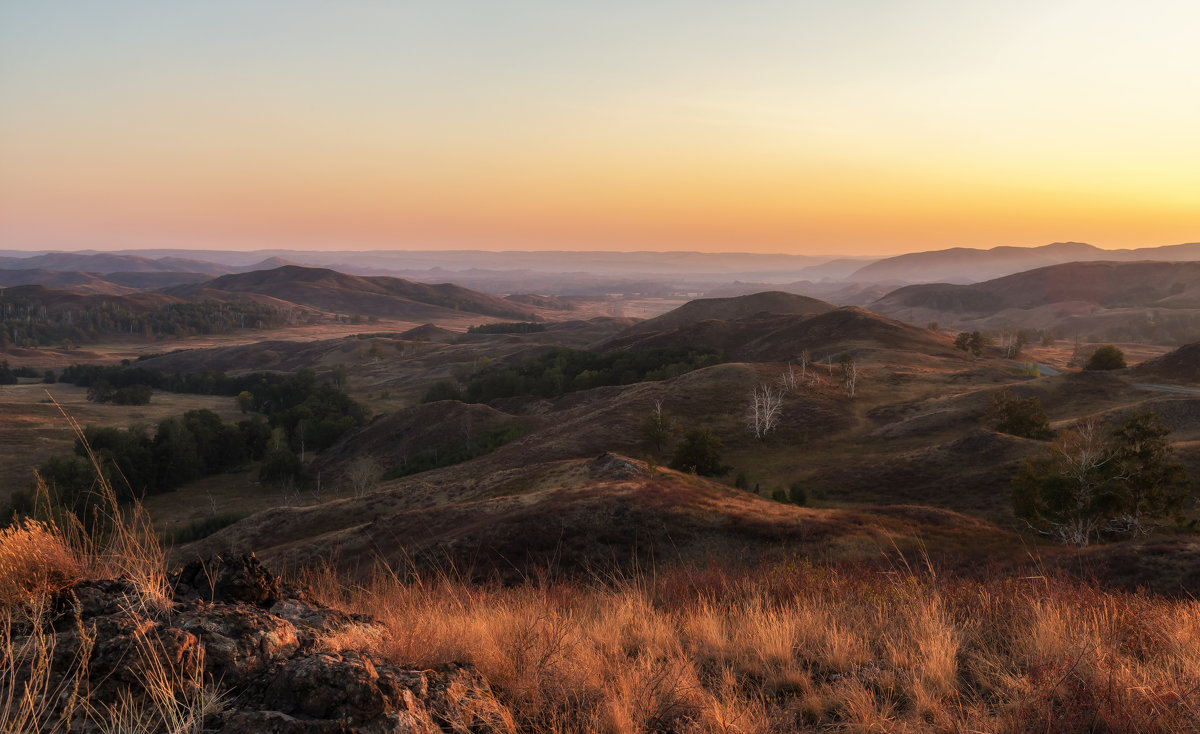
169,265,537,321
873,260,1200,314
0,251,234,275
601,291,957,362
850,241,1200,284
617,291,836,336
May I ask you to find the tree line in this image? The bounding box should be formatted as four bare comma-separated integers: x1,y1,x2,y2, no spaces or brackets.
55,363,365,455
7,410,273,527
0,297,291,348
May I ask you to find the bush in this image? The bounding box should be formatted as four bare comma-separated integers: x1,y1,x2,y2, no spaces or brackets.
111,384,153,405
669,428,730,477
1085,345,1126,370
259,442,303,485
788,481,808,506
422,380,464,403
987,389,1054,440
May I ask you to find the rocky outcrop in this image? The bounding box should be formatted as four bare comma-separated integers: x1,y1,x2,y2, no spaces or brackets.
35,554,510,733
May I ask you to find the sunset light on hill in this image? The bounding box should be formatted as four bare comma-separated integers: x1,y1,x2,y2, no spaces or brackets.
1,1,1198,253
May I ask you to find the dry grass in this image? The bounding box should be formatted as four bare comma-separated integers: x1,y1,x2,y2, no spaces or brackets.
0,519,82,610
308,558,1200,733
0,399,218,733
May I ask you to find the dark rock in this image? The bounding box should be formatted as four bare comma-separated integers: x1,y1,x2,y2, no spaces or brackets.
23,555,510,734
172,553,282,607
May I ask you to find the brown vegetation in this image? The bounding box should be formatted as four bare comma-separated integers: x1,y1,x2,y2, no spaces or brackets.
307,558,1200,733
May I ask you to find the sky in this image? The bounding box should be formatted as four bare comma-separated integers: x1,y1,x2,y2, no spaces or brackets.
1,1,1198,255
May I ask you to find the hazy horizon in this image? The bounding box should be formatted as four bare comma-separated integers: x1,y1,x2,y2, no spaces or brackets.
3,2,1199,255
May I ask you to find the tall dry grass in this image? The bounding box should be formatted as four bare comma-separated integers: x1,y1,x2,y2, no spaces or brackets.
309,558,1200,733
0,398,219,733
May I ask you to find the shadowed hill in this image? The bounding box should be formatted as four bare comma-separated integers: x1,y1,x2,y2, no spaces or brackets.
1131,342,1200,383
614,291,835,338
871,261,1200,343
875,261,1200,314
602,301,960,364
182,453,1017,581
168,265,537,321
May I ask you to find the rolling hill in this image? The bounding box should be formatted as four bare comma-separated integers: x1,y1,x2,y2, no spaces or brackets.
167,265,538,321
871,261,1200,343
600,292,958,364
849,241,1200,284
0,269,138,295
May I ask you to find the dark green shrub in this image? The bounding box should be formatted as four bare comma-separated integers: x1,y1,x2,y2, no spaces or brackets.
987,389,1055,440
669,428,730,477
1085,345,1126,371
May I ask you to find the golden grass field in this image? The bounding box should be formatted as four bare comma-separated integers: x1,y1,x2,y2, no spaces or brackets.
6,473,1200,733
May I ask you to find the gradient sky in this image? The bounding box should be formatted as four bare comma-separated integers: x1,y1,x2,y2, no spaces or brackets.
1,1,1198,255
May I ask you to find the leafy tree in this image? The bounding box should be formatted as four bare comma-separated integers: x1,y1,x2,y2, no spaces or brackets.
330,364,348,392
1085,345,1126,371
260,433,303,486
987,389,1055,440
1109,411,1190,535
236,390,255,413
637,399,674,454
152,417,203,489
954,331,986,356
669,428,730,477
1012,411,1191,545
111,384,152,405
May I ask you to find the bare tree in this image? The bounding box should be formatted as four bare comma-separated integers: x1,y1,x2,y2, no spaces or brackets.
748,383,784,439
345,455,382,498
839,354,860,398
779,363,797,392
798,349,810,385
